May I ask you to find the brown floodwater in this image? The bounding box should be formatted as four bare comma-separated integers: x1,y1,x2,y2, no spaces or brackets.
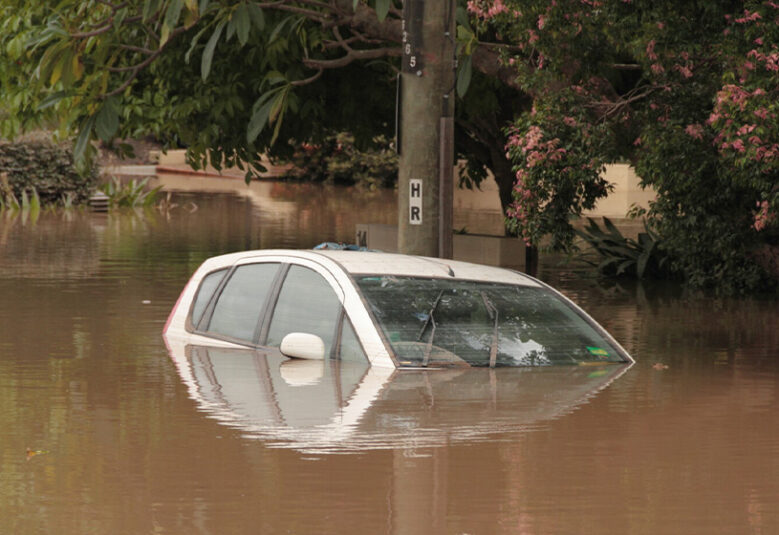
1,182,777,535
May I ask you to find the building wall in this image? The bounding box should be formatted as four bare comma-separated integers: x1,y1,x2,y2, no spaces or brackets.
453,163,656,236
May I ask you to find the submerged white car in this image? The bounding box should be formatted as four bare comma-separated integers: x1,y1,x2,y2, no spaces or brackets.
163,250,633,368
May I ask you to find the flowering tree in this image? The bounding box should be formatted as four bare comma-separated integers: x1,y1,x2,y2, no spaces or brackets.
472,0,778,290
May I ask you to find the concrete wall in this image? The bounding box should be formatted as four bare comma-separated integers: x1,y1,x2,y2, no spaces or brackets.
582,163,655,219
452,162,655,235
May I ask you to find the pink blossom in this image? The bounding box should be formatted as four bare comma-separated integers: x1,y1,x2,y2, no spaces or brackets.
563,116,577,127
651,63,665,75
685,124,704,140
753,201,772,232
765,53,779,72
755,144,779,161
736,124,756,136
633,137,642,146
646,40,658,61
537,15,546,29
754,108,769,120
735,10,762,24
674,64,693,78
467,0,509,18
754,37,764,45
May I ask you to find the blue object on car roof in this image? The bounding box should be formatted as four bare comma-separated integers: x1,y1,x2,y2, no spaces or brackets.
313,242,372,251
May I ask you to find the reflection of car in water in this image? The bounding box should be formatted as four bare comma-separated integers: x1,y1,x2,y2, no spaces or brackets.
164,250,633,368
166,340,632,453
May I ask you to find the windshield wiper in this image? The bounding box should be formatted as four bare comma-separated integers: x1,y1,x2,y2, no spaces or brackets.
481,292,499,368
417,289,444,366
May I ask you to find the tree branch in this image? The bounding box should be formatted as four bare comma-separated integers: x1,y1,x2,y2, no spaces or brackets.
587,84,662,120
471,45,522,91
103,25,189,97
290,67,324,86
257,1,329,22
119,43,154,55
303,46,401,69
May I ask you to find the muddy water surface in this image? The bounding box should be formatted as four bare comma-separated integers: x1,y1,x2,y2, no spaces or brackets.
1,184,777,535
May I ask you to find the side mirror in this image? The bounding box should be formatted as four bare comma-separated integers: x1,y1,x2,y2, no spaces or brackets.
280,332,326,360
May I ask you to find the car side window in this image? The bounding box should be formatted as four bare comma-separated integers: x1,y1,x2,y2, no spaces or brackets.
338,318,368,363
207,263,279,343
266,265,341,356
190,268,228,329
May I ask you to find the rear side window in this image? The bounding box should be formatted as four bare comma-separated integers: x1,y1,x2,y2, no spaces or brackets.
190,269,228,329
338,319,368,363
207,263,280,343
266,265,342,356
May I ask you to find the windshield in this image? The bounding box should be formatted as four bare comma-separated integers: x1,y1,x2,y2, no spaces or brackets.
356,276,628,368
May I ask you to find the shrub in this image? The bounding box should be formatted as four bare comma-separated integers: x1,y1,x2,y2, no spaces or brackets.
100,176,161,208
0,138,98,205
576,217,673,279
283,133,398,189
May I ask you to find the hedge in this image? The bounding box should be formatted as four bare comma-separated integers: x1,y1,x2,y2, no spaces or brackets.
0,139,98,205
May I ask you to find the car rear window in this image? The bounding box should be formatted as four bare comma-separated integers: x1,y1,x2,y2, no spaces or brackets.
206,263,280,343
190,269,228,329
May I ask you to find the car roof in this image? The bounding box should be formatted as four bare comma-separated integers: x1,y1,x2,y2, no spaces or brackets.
210,249,541,287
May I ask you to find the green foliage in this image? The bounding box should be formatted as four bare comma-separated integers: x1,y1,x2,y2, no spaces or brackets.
0,0,519,208
0,0,400,178
0,138,98,206
576,217,671,279
633,114,771,293
283,133,398,189
100,177,162,208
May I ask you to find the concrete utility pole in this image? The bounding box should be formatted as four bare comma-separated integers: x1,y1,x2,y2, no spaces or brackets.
397,0,456,258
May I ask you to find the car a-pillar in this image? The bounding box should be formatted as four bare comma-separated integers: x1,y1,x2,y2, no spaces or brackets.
397,0,455,258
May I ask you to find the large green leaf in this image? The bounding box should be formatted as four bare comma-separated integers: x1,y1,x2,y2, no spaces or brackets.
35,91,67,111
247,90,280,143
456,54,472,97
247,3,265,30
164,0,184,32
376,0,390,22
234,3,251,45
268,15,293,43
73,115,96,162
143,0,162,22
201,19,226,81
95,97,120,141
